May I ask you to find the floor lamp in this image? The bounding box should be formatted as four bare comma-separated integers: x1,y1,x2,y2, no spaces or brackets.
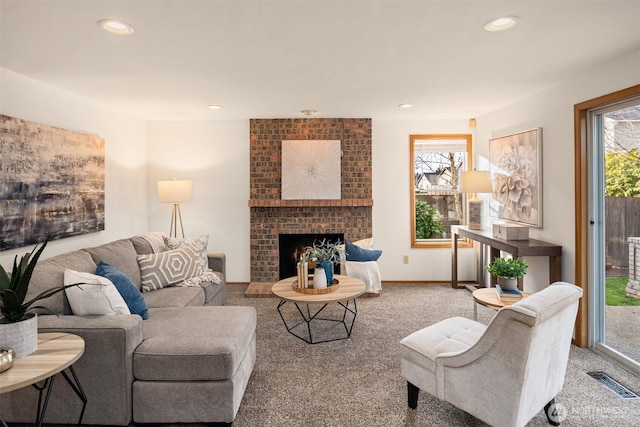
158,179,192,238
459,170,492,230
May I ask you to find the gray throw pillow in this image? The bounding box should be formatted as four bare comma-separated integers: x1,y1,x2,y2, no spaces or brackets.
137,246,202,292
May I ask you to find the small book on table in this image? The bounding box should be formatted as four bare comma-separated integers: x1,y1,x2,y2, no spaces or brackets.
495,284,522,301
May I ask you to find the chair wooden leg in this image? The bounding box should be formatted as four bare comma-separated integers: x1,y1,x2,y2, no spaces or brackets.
407,381,419,409
544,398,561,426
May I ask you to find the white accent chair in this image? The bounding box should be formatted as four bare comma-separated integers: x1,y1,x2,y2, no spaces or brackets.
341,238,382,294
400,282,583,427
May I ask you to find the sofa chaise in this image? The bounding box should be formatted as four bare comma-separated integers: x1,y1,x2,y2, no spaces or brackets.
0,234,256,425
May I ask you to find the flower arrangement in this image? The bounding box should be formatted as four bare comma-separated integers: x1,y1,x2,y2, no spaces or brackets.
484,257,528,279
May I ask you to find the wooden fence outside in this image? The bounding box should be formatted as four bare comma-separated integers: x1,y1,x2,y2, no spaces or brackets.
606,197,640,268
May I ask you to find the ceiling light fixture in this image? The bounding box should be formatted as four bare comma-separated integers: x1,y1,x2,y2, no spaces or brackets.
207,105,223,110
97,19,135,35
300,109,317,116
484,15,519,32
398,104,414,109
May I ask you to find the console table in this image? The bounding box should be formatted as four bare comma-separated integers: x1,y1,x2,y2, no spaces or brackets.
451,225,562,290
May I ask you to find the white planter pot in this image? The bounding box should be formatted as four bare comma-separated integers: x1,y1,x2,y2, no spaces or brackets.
497,277,518,291
0,313,38,358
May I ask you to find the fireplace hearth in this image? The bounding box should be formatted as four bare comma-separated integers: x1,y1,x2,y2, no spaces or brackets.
278,233,343,280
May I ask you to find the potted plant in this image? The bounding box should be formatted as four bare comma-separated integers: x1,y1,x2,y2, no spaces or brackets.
0,238,78,358
302,239,344,285
485,257,528,291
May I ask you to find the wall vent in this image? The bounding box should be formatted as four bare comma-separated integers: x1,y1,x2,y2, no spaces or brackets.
587,371,639,399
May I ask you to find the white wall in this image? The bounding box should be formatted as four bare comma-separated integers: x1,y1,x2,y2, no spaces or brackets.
147,121,250,282
3,48,637,285
372,119,478,282
473,50,640,293
0,68,149,268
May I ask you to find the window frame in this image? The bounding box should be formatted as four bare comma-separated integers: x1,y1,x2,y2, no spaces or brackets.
410,133,473,248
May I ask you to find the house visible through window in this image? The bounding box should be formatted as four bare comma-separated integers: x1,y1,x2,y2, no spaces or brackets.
410,134,472,248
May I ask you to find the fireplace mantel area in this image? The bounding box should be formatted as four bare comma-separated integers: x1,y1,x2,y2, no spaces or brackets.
249,118,373,283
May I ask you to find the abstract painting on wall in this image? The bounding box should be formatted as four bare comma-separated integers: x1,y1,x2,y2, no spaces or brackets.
0,115,105,250
281,140,341,200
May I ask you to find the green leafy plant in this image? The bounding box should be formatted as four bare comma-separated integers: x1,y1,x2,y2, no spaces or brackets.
302,238,344,264
415,199,445,239
485,257,528,279
0,238,78,323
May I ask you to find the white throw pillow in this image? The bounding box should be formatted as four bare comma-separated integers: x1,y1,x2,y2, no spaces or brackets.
352,238,374,250
64,269,131,316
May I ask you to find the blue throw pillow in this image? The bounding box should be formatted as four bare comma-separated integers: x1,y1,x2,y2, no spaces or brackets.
96,261,149,320
345,240,382,262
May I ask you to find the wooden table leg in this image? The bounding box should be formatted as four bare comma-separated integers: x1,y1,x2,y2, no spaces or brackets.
549,255,562,284
452,231,460,288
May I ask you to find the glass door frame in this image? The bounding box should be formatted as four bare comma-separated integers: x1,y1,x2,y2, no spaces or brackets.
574,85,640,345
574,84,640,374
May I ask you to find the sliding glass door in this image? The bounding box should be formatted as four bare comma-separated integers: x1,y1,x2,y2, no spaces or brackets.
589,97,640,374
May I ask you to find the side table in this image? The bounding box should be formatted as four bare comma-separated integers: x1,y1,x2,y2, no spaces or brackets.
472,287,531,320
0,332,87,426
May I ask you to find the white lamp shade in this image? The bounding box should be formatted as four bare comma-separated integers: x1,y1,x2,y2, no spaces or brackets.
459,170,492,194
158,180,192,203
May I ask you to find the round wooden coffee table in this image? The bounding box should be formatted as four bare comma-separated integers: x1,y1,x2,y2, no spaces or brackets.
272,275,366,344
472,287,530,320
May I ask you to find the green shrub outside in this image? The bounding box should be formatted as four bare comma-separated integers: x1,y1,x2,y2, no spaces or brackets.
415,199,445,239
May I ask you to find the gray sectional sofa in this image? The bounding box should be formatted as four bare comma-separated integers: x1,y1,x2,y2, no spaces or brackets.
0,234,256,425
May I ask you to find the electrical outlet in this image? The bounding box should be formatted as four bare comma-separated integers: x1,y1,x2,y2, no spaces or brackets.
403,255,409,264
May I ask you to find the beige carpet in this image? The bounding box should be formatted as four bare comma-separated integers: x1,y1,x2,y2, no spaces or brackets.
223,283,640,427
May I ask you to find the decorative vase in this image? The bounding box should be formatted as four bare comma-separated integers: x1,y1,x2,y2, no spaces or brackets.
317,260,334,285
313,268,327,289
0,312,38,358
497,277,518,291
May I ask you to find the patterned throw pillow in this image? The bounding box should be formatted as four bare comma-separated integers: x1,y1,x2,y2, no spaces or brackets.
137,246,203,292
164,235,211,272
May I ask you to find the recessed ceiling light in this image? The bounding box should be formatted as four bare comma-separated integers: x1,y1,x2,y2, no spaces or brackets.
207,105,223,110
484,15,519,32
398,104,414,109
300,109,317,116
97,19,135,35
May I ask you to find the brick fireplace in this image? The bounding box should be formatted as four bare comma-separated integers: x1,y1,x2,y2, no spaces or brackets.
249,118,373,283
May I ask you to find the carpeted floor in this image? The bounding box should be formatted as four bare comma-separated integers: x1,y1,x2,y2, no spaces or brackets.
222,283,640,426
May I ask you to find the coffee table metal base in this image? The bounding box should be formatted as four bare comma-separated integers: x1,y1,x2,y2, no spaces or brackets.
277,298,358,344
33,365,87,427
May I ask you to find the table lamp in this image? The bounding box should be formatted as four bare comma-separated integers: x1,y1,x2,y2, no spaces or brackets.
158,179,192,238
459,170,492,230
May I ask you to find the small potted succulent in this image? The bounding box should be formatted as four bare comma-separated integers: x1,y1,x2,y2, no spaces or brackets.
0,238,79,358
302,239,344,285
485,257,528,291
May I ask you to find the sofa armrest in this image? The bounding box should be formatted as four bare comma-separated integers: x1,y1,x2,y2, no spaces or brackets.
35,314,143,424
208,252,226,278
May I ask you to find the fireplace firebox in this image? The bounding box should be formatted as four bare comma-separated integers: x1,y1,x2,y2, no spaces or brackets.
278,233,344,280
